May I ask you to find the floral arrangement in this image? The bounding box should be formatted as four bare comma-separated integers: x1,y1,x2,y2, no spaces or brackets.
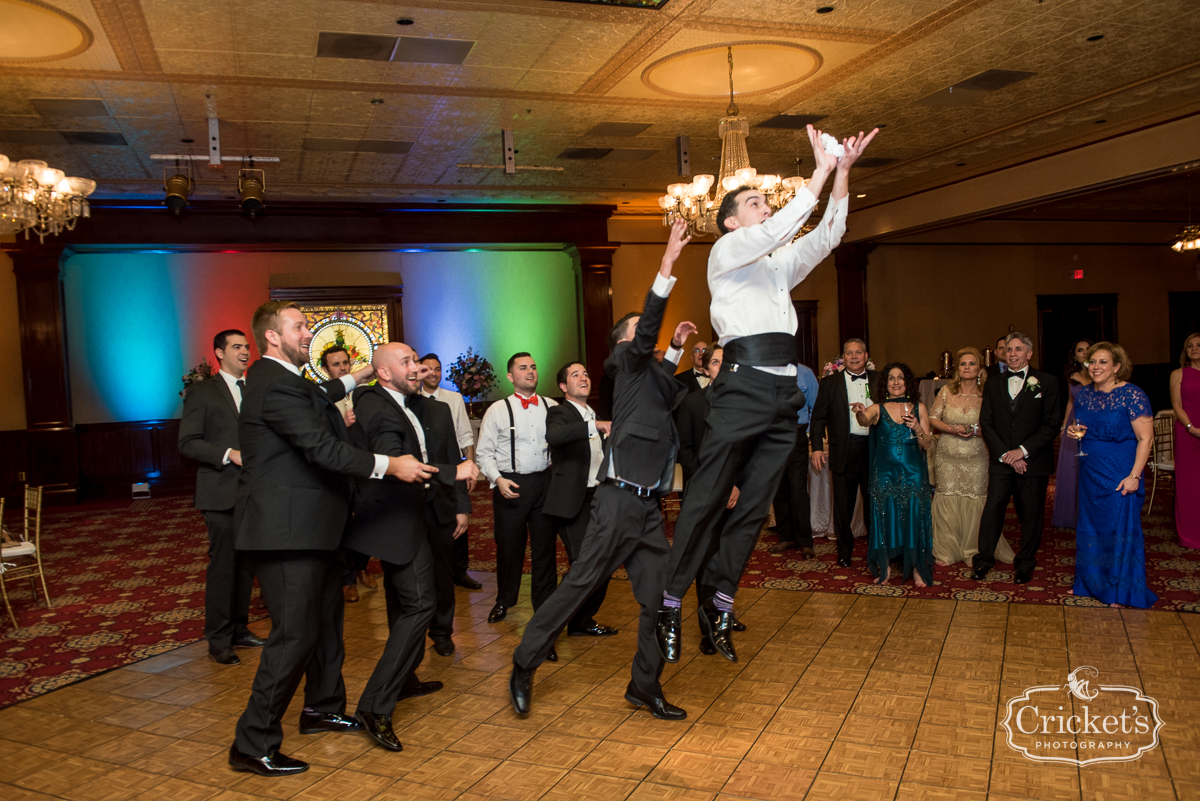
179,358,214,398
446,347,497,402
821,357,877,377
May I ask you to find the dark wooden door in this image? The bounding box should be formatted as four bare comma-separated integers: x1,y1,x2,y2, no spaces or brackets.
793,300,819,372
1169,292,1200,361
1037,293,1118,374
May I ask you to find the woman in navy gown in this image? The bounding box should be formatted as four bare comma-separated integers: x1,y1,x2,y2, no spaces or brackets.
851,363,933,586
1051,339,1092,529
1068,342,1157,608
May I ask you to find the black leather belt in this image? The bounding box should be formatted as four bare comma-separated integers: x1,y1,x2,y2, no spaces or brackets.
722,333,797,367
605,477,655,498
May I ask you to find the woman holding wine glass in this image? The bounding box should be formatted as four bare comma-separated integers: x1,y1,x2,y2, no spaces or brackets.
850,363,933,586
1051,338,1093,529
1068,342,1157,608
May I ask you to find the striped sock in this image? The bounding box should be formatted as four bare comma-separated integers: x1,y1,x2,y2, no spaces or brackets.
662,592,682,609
713,592,734,612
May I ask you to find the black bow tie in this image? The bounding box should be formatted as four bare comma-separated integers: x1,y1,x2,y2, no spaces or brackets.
849,372,867,381
695,370,705,377
1009,371,1026,381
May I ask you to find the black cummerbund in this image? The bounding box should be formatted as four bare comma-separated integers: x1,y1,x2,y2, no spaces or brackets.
721,333,797,367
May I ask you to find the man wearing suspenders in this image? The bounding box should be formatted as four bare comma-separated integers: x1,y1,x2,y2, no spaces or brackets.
475,353,560,653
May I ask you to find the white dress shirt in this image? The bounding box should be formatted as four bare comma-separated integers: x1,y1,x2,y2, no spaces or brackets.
216,368,245,465
423,385,474,452
384,386,428,462
845,369,873,436
476,392,558,486
567,399,605,487
690,370,710,389
708,188,848,376
1006,368,1031,460
263,355,388,479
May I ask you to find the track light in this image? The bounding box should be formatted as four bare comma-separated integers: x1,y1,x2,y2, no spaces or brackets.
238,168,265,217
163,165,194,215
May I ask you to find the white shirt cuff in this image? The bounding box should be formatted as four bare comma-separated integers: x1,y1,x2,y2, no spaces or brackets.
664,345,683,365
1020,445,1029,458
587,420,597,437
222,448,233,465
341,375,357,393
651,273,677,298
370,454,388,479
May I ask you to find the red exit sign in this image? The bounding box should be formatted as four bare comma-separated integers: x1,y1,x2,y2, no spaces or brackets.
1072,269,1084,279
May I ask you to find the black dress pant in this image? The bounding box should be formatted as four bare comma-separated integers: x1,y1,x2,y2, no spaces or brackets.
974,469,1049,574
234,550,346,757
773,423,813,549
666,367,805,599
426,507,458,641
359,538,436,715
202,509,254,651
341,548,370,587
553,486,609,631
492,469,557,609
514,484,667,697
453,527,469,576
832,434,871,563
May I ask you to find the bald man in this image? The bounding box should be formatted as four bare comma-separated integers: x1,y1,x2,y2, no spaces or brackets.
342,343,479,752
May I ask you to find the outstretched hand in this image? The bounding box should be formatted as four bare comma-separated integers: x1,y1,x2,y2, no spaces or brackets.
661,219,691,277
672,321,699,349
837,129,879,172
806,125,838,174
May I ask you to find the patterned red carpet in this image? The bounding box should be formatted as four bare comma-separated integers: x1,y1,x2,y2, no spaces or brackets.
0,480,1193,709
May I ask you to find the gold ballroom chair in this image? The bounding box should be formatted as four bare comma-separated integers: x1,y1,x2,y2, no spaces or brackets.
1148,410,1175,515
0,485,53,627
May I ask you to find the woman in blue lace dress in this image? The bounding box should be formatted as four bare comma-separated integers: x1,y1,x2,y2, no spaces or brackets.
1067,342,1157,608
851,363,934,586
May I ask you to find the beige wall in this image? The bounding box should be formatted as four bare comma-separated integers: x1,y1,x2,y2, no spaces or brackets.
0,244,25,431
791,254,840,367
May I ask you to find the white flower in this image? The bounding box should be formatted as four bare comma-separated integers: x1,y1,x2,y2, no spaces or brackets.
1026,376,1040,390
820,133,844,158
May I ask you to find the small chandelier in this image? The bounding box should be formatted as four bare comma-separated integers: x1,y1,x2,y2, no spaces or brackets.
660,46,807,237
0,154,96,243
1173,174,1199,252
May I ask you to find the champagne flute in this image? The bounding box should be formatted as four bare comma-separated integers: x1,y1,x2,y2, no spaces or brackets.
1068,423,1087,457
903,402,916,440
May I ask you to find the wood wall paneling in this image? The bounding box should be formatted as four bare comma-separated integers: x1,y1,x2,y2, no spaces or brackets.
835,243,874,349
577,246,617,390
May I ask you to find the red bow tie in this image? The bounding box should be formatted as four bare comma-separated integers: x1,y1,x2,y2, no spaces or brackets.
517,394,539,409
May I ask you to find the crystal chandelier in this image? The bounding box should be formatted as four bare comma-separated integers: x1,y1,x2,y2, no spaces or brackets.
1173,175,1199,252
660,46,807,237
0,154,96,243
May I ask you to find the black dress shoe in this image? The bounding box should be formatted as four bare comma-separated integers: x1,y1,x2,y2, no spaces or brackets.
232,631,267,648
431,637,455,657
298,711,363,735
487,603,508,623
356,710,402,751
229,745,309,777
545,646,558,662
656,607,682,663
510,665,535,715
1014,570,1033,584
454,573,483,590
731,614,747,633
568,623,618,637
699,604,738,663
837,557,852,568
971,567,990,581
699,634,717,655
624,684,687,721
399,680,443,700
209,647,240,665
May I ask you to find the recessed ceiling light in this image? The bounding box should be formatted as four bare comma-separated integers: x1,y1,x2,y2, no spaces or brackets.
1086,34,1104,42
856,193,866,198
397,18,415,25
1095,119,1107,124
370,98,384,105
180,138,194,143
816,6,834,13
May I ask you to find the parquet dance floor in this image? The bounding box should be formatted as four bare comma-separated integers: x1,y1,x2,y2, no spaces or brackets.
3,573,1199,801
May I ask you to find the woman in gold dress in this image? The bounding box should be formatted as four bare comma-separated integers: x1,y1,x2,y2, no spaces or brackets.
929,348,1015,567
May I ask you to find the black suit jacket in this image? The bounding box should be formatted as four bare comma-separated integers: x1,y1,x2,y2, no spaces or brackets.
675,369,705,396
234,358,375,551
544,400,606,519
602,286,687,491
178,374,241,511
419,394,471,526
979,367,1060,477
342,385,460,565
676,385,711,485
986,362,1006,379
809,370,878,472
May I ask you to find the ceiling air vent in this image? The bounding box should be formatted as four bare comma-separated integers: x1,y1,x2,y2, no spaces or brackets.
0,129,68,145
854,157,898,169
394,36,474,65
756,114,827,129
303,138,414,154
60,131,128,146
604,149,657,161
917,69,1037,106
31,98,110,117
587,122,652,137
558,148,612,160
316,32,399,61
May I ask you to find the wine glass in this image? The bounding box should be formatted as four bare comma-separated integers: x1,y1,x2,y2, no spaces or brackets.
903,403,916,440
1068,423,1088,457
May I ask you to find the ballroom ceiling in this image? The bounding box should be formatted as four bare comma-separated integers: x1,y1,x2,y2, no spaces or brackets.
1,0,1198,215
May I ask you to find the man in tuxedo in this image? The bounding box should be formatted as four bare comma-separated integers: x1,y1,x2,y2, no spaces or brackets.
229,301,431,777
986,336,1010,378
544,361,617,639
770,361,820,557
420,353,481,591
973,332,1060,584
658,125,876,664
178,328,265,665
810,339,877,567
342,343,479,751
510,219,695,721
676,340,709,395
476,353,558,627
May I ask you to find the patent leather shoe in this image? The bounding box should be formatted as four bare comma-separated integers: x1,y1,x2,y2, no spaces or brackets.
837,557,852,568
487,603,508,623
971,567,990,581
656,607,682,663
624,684,687,721
568,622,618,637
431,637,455,657
454,573,483,590
209,647,240,665
699,634,717,655
399,680,443,700
509,665,535,715
545,645,558,662
356,710,402,751
228,745,308,777
731,614,747,633
298,711,363,735
1014,570,1033,584
699,604,738,663
232,631,267,648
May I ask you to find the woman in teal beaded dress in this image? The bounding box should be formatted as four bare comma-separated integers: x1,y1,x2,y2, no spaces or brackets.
850,363,935,586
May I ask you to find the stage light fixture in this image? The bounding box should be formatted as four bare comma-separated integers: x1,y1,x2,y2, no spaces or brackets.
238,168,266,217
163,165,194,215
